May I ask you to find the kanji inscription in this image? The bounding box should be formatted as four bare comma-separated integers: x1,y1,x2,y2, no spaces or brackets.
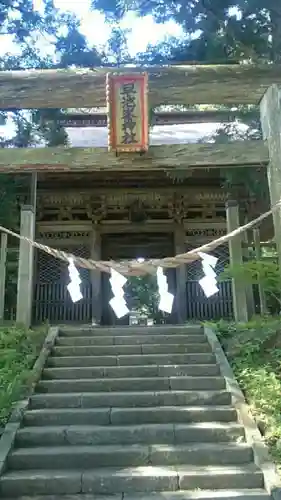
106,73,149,153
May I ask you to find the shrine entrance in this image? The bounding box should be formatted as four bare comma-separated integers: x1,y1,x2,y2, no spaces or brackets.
29,167,235,325
32,224,233,325
32,231,176,325
100,232,176,326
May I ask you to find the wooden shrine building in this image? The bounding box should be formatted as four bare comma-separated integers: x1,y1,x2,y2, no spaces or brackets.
0,64,280,327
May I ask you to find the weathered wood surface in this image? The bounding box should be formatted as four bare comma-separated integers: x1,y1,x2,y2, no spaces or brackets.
59,109,259,127
226,200,249,322
0,232,7,320
260,85,281,270
0,141,268,172
0,65,280,109
253,228,268,315
37,220,226,236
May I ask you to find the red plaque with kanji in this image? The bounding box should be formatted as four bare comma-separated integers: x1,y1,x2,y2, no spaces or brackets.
106,73,149,153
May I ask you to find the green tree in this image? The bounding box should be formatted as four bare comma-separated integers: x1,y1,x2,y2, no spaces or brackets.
126,275,159,314
92,0,281,63
0,0,106,317
220,260,281,313
55,21,102,68
125,275,168,323
0,0,106,184
103,24,132,65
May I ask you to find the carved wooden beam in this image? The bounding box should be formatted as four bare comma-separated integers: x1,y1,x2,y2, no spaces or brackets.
0,141,268,172
37,187,228,206
37,220,227,236
0,65,280,109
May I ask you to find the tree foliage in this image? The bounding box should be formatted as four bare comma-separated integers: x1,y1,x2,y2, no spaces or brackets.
0,0,107,226
125,275,159,315
220,260,281,313
92,0,281,63
125,275,168,323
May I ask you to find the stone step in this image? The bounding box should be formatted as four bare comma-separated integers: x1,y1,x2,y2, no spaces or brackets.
42,363,221,380
52,343,212,357
8,443,253,470
0,465,264,496
47,353,216,367
36,376,226,394
29,390,232,409
24,405,237,426
0,322,269,500
56,334,208,346
15,422,244,447
0,491,270,500
124,492,270,500
59,325,204,337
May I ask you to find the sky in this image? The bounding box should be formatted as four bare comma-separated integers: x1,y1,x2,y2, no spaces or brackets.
0,0,184,58
44,0,183,56
53,0,184,55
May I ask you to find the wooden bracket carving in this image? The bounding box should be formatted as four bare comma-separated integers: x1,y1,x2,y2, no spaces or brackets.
168,195,187,223
86,196,107,224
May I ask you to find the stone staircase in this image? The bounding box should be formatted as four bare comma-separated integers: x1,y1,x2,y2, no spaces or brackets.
0,324,270,499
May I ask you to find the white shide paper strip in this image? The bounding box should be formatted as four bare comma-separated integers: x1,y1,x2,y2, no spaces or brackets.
109,269,129,318
67,258,83,303
198,253,219,298
157,267,174,314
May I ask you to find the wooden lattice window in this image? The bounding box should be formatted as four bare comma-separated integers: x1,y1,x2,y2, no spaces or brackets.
185,244,230,281
36,245,91,284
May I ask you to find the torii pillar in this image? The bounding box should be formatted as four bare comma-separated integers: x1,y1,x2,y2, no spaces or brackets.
16,205,35,326
0,232,7,320
174,223,187,324
16,174,37,327
260,85,281,266
226,200,248,322
90,225,102,324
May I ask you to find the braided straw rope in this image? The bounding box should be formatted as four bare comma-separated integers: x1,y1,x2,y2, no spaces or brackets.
0,200,280,276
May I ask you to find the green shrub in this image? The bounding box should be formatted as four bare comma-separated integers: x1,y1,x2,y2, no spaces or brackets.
214,316,281,469
0,325,46,425
219,260,281,313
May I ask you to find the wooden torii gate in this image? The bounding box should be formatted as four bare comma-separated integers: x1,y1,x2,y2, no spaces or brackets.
0,64,280,326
